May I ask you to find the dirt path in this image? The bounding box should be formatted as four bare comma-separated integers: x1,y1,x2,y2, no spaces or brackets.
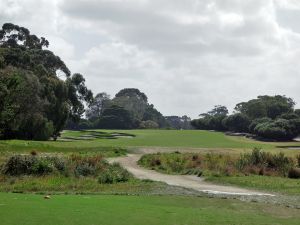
109,152,274,197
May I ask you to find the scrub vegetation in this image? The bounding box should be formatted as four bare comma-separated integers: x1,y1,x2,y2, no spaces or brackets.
138,148,300,194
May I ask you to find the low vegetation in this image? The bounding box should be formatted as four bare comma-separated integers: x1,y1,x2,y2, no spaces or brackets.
138,148,300,194
0,152,135,193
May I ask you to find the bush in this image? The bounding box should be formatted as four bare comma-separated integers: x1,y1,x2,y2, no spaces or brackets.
236,148,294,176
75,163,96,177
2,155,56,175
254,119,299,141
3,155,37,176
288,168,300,179
98,163,131,184
248,117,272,133
222,113,250,132
297,155,300,167
31,159,53,175
98,170,114,184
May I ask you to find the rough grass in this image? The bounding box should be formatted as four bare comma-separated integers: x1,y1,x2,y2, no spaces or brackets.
138,151,300,195
0,193,300,225
0,175,186,195
206,175,300,195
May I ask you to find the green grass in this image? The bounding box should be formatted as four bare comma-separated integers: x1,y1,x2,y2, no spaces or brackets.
0,193,299,225
1,130,298,154
0,175,183,195
206,175,300,195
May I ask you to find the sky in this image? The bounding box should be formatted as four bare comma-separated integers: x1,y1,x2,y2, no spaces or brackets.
1,0,300,118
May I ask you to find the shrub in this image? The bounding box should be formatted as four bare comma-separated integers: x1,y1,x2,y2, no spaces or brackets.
3,155,37,175
288,168,300,179
222,113,251,132
3,155,57,175
75,163,96,177
296,155,300,167
254,119,299,141
98,163,131,184
248,117,272,133
31,159,53,175
98,171,114,184
71,154,106,177
236,148,294,176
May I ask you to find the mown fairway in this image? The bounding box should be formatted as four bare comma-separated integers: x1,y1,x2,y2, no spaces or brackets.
1,193,300,225
0,130,298,154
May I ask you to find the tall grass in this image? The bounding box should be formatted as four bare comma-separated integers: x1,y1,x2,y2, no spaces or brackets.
139,148,299,178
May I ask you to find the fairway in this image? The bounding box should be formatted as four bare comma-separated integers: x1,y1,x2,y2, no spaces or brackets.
1,130,298,154
0,193,299,225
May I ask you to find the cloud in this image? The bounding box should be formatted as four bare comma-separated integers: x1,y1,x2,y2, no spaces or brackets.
1,0,300,117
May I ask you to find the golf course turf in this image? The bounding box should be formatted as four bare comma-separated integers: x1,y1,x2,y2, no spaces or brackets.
1,193,300,225
1,130,300,224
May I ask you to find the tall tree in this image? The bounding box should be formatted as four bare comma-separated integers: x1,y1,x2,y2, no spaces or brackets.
112,88,148,121
0,23,92,140
86,92,110,121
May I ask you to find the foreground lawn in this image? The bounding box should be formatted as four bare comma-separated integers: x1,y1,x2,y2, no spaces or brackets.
0,193,299,225
0,130,298,154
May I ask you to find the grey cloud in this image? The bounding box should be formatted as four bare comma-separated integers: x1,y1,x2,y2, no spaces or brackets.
1,0,300,117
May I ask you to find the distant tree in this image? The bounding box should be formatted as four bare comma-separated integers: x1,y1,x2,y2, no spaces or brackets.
248,117,272,133
143,104,168,128
139,120,159,129
235,95,295,119
200,105,228,117
115,88,147,102
222,113,250,132
112,88,148,121
279,113,299,120
192,106,228,131
86,92,111,121
97,105,136,129
254,118,300,141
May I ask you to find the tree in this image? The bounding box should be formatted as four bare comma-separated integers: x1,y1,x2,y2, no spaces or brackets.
139,120,159,129
248,117,272,133
254,119,299,141
97,105,136,129
86,92,110,121
0,23,92,140
143,104,168,128
115,88,147,102
235,95,295,119
192,106,228,131
222,113,250,132
112,88,148,121
200,105,228,117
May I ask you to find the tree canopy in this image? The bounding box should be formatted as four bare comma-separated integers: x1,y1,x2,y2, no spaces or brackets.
0,23,92,140
192,95,300,141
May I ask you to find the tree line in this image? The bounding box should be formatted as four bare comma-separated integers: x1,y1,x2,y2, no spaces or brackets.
1,23,299,141
66,88,193,130
191,96,300,141
66,88,169,130
0,23,189,140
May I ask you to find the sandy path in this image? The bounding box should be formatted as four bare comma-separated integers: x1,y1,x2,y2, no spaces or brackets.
109,153,274,197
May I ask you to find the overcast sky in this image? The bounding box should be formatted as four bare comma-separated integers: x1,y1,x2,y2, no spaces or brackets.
1,0,300,118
